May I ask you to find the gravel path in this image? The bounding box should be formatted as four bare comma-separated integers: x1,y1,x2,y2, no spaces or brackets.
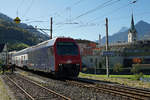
2,75,31,100
0,75,13,100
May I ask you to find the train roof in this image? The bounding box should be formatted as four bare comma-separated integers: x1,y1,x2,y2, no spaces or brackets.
13,37,74,56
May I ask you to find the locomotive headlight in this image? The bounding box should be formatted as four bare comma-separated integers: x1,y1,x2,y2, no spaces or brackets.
59,64,62,66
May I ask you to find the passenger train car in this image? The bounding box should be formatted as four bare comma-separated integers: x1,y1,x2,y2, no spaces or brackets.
11,37,82,78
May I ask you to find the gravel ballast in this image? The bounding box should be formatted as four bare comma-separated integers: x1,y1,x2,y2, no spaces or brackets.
14,69,128,100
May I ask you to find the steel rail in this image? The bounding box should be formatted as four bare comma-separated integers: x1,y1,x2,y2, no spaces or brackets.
98,83,150,99
66,80,150,100
5,75,35,100
116,84,150,95
18,75,71,100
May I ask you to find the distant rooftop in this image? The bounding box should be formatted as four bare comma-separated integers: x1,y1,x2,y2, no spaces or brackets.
75,39,98,44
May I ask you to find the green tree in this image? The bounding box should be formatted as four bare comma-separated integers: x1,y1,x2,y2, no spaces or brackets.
113,63,123,73
131,64,140,74
0,18,46,48
8,43,29,51
0,59,3,71
16,43,29,50
131,64,144,80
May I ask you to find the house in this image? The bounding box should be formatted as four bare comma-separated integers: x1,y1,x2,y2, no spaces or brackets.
76,39,102,68
0,44,8,65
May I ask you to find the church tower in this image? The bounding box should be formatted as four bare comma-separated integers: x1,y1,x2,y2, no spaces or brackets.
128,14,137,43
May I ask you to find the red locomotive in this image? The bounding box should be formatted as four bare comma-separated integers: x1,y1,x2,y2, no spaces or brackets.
12,37,82,78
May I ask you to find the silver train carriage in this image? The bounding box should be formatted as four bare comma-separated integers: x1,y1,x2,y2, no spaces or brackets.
11,37,82,77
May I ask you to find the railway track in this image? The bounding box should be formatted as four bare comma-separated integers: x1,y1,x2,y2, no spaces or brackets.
5,74,71,100
66,79,150,100
10,68,150,100
14,69,122,99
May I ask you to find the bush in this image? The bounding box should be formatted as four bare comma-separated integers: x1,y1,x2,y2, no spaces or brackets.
82,67,87,72
113,63,123,73
0,60,3,71
131,64,140,74
134,72,144,80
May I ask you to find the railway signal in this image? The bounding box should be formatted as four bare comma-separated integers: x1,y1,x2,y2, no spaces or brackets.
14,17,21,24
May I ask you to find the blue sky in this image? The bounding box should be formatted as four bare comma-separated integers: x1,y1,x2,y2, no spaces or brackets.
0,0,150,41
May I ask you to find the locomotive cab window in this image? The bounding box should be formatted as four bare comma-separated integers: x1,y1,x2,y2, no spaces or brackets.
56,42,79,56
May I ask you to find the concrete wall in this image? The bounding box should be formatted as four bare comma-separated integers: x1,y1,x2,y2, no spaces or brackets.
108,56,124,68
81,55,102,68
82,55,124,69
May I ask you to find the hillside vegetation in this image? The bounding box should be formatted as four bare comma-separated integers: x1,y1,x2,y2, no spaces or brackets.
0,18,47,51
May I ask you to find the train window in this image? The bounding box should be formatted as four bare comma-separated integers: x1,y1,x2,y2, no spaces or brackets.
56,42,79,56
95,58,97,63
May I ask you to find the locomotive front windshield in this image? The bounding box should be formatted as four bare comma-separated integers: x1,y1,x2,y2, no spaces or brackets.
56,42,79,56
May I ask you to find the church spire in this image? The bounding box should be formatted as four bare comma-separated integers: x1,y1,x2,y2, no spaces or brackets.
131,14,135,30
128,13,137,43
129,14,136,33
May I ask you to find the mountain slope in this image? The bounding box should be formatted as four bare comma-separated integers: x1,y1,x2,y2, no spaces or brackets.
0,12,49,41
99,20,150,44
0,12,49,51
0,19,39,45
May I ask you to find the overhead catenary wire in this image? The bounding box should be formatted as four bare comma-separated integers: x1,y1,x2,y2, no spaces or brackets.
68,0,86,8
25,20,49,24
21,0,85,26
17,0,25,10
55,0,121,31
49,0,86,20
55,0,121,30
16,0,25,17
73,0,84,5
22,0,34,17
79,0,138,26
14,0,35,23
65,0,139,30
57,0,137,35
54,0,115,27
22,0,85,32
60,12,150,34
52,0,87,25
88,1,131,23
76,10,150,29
72,0,121,21
21,0,142,39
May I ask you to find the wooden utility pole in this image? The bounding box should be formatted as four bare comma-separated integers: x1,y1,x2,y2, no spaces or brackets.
105,18,109,77
50,17,53,39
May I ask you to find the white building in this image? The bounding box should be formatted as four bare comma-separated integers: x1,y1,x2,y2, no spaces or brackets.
128,14,137,43
0,44,8,64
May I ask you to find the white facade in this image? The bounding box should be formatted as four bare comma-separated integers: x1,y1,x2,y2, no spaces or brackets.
128,14,137,43
128,31,137,43
0,44,8,64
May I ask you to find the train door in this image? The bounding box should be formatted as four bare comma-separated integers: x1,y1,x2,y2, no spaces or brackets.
47,46,55,72
21,56,23,67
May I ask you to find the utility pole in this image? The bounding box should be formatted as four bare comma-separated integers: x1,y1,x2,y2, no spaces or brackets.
105,18,109,77
50,17,53,39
